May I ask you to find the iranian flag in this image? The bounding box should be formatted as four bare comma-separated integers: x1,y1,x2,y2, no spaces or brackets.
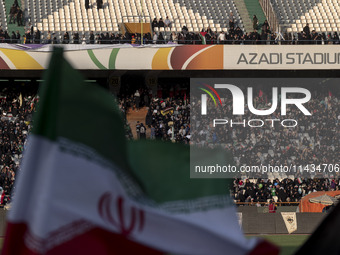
2,48,278,255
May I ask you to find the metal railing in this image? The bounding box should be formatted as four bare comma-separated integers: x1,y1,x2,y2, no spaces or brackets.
1,37,339,45
236,202,300,206
259,0,279,33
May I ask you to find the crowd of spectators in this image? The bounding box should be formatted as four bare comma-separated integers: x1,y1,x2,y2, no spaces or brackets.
115,83,339,204
117,84,190,143
232,177,340,204
0,81,338,206
144,96,190,143
0,84,38,206
0,27,21,43
16,29,340,45
152,17,172,29
1,14,340,45
295,23,340,45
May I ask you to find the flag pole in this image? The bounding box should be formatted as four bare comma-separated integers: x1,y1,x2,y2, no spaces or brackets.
140,0,143,45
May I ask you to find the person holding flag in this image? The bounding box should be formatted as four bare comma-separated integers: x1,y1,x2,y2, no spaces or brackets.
199,30,207,45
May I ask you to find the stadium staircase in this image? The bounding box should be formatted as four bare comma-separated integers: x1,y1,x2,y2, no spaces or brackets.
4,0,25,39
243,0,267,31
234,0,253,32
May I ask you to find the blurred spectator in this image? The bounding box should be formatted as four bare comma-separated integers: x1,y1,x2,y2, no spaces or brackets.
268,200,277,212
10,32,16,43
152,18,158,30
152,32,158,44
164,16,172,28
9,5,17,24
158,18,165,28
140,123,146,139
253,15,258,30
62,32,70,44
73,32,80,44
229,12,235,30
89,31,95,44
97,0,103,9
16,7,23,26
136,121,141,139
16,31,20,43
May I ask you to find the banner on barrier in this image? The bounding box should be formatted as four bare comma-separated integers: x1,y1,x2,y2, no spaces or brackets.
281,212,297,234
237,212,242,228
1,45,340,70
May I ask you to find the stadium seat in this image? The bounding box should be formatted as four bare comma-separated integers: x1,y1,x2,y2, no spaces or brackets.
24,0,245,39
271,0,340,34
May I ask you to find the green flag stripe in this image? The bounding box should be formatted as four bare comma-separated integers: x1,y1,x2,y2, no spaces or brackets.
199,34,206,45
128,140,231,203
33,48,129,171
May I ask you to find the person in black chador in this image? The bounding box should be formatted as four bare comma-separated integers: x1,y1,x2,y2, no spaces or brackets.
97,0,103,9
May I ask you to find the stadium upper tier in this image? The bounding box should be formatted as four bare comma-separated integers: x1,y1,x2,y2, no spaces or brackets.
26,0,243,35
270,0,340,33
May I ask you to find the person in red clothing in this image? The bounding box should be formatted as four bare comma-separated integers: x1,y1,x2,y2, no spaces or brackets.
268,200,277,213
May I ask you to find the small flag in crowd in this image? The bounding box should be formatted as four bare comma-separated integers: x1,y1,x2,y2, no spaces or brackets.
259,90,263,97
2,48,278,255
199,31,207,45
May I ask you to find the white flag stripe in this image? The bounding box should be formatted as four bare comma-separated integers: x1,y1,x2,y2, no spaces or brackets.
10,135,257,255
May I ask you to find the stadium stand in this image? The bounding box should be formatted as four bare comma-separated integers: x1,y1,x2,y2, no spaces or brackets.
1,0,340,43
271,0,340,34
0,83,38,206
232,178,340,204
24,0,244,40
117,84,339,206
171,0,244,32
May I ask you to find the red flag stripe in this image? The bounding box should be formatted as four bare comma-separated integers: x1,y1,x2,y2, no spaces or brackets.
2,222,164,255
248,240,280,255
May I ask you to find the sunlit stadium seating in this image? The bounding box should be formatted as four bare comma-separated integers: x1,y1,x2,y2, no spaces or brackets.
0,0,8,31
25,0,244,37
271,0,340,33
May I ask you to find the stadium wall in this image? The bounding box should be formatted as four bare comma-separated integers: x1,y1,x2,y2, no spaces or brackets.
0,210,6,236
238,206,299,213
0,209,326,235
1,44,340,71
239,210,326,234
